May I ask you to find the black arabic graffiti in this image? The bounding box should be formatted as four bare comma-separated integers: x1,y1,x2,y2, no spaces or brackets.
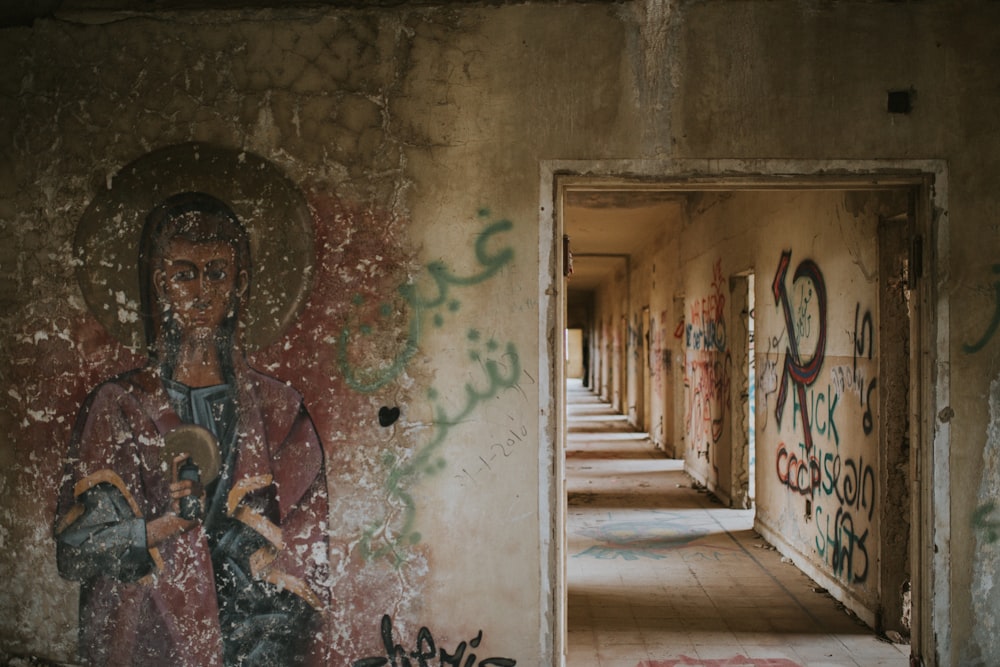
353,615,516,667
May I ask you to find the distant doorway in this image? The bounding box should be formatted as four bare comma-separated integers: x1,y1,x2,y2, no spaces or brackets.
730,271,756,509
566,328,584,379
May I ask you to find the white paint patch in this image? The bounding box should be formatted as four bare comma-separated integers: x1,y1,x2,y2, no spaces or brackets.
829,364,868,400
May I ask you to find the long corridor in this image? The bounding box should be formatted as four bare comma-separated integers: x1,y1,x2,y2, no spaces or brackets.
565,379,910,667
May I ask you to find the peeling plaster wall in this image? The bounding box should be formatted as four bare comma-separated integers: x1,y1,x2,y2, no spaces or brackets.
0,5,640,664
592,264,629,413
971,377,1000,663
1,0,1000,664
625,224,682,452
677,190,899,621
667,4,996,663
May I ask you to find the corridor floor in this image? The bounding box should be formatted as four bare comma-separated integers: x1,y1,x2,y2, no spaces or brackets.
565,379,910,667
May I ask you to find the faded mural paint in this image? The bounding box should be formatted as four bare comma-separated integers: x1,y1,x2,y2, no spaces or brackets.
4,144,520,664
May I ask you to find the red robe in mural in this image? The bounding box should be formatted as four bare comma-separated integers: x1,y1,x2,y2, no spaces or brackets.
54,362,331,667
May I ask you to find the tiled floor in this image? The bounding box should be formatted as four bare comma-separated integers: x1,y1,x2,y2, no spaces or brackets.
565,379,910,667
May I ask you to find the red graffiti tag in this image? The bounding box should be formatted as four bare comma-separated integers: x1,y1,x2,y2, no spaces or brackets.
772,250,827,461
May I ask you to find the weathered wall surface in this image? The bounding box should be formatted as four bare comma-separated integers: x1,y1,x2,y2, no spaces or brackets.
680,251,735,496
630,228,682,453
677,190,901,621
592,263,629,412
1,0,999,664
0,5,640,664
668,4,997,663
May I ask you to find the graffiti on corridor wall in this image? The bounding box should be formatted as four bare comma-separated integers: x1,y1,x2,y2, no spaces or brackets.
829,304,878,436
629,312,645,361
686,259,728,353
776,440,874,514
352,614,516,666
686,355,732,454
771,250,828,454
653,309,672,375
646,310,672,447
964,263,1000,353
792,383,840,446
756,332,783,432
777,437,875,582
767,250,880,586
685,260,731,464
815,505,870,584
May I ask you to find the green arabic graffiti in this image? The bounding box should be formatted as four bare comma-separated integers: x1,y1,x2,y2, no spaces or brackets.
973,501,1000,544
336,210,520,564
361,337,521,563
964,264,1000,354
338,213,514,392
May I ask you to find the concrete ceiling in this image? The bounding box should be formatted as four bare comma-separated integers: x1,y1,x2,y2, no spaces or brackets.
564,189,685,292
2,0,608,26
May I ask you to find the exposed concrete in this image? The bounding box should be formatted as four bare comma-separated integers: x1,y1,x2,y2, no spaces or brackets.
1,0,998,664
969,376,1000,666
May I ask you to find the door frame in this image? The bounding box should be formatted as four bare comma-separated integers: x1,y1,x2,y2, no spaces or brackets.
538,158,948,667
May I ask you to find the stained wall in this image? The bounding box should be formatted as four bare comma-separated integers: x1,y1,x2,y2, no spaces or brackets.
0,1,999,665
667,4,996,664
0,5,639,664
686,190,906,620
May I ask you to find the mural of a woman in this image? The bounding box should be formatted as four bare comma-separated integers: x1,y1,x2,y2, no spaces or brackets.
54,190,331,666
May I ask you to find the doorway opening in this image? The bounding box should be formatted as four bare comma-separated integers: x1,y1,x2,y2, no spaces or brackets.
545,164,944,667
730,271,756,509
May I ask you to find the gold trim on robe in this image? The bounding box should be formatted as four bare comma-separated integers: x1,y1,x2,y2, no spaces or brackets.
58,468,165,576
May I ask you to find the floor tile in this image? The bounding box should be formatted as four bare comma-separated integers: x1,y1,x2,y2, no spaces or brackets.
565,379,908,667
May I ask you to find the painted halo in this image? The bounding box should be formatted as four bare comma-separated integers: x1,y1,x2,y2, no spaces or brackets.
74,143,314,351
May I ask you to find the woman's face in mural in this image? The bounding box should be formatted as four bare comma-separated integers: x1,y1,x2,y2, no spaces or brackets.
155,237,246,340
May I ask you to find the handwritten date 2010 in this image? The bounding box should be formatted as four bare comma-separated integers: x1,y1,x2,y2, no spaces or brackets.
353,614,516,667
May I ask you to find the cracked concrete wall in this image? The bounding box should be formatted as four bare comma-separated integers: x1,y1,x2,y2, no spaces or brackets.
1,0,999,664
677,189,903,625
668,4,998,664
0,5,640,664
